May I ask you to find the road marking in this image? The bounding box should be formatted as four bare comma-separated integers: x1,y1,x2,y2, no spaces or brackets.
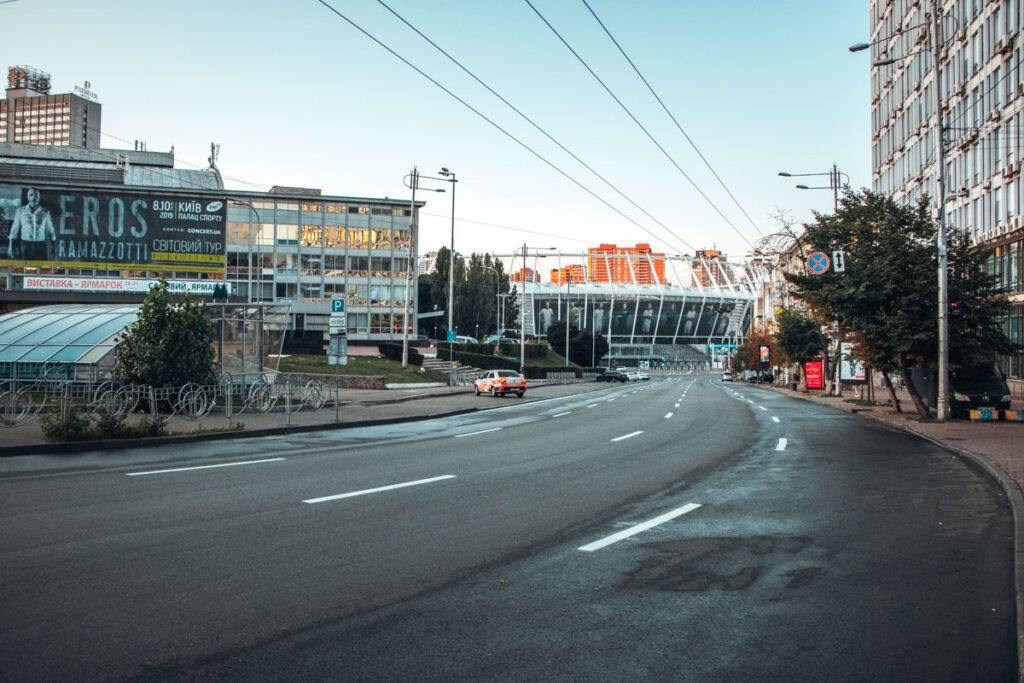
776,438,788,451
553,411,571,417
611,430,643,442
664,412,674,419
126,458,285,476
579,503,702,552
674,403,680,408
608,398,616,402
771,416,780,423
587,403,598,408
758,406,768,411
303,475,455,504
454,427,501,438
746,400,755,404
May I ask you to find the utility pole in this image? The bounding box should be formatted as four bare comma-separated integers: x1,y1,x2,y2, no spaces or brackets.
401,167,417,367
930,0,949,421
565,277,571,367
520,242,527,374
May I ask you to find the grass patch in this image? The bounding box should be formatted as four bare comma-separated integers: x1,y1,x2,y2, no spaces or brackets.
276,354,449,384
499,349,580,368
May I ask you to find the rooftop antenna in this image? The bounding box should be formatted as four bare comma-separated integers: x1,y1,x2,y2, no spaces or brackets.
208,142,220,171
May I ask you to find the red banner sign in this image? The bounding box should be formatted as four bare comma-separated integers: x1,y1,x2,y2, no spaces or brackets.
804,359,825,390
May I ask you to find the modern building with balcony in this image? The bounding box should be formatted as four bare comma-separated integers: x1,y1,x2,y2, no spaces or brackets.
869,0,1023,384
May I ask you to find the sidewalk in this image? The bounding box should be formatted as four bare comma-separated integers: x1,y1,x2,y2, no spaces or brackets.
0,380,603,452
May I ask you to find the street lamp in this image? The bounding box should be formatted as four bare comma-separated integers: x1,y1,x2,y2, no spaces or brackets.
481,264,504,343
850,1,950,420
778,165,850,211
401,168,445,368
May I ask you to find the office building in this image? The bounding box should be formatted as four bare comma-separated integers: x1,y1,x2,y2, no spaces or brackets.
869,0,1023,385
1,66,102,148
0,143,423,342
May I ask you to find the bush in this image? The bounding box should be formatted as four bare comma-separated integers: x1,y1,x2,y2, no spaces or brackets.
377,343,424,366
40,401,170,442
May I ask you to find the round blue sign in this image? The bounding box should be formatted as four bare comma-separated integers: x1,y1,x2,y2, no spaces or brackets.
806,251,831,275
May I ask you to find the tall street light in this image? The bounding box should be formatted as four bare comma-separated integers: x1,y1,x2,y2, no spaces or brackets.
517,245,557,374
401,168,445,367
778,165,850,211
850,1,950,420
437,168,457,344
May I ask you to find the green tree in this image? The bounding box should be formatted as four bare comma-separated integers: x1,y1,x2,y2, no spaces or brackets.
113,280,216,387
547,321,607,366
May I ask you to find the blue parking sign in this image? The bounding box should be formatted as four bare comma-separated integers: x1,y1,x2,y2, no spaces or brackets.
331,298,346,314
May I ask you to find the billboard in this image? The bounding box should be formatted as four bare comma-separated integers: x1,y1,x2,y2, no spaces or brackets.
21,276,230,296
804,359,825,390
0,183,226,273
838,341,866,382
758,344,771,365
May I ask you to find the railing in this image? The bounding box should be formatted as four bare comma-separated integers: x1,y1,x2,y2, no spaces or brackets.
0,371,336,428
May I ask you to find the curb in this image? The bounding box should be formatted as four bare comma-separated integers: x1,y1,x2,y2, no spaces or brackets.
761,384,1024,675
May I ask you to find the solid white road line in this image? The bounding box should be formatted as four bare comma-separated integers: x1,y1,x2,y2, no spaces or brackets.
126,458,285,476
664,412,674,419
776,438,788,451
553,411,571,417
771,416,780,423
454,427,502,438
758,406,768,411
611,431,643,442
578,503,702,552
303,475,455,504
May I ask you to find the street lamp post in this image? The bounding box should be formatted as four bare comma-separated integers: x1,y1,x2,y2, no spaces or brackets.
438,168,458,386
482,264,503,341
227,198,261,303
401,169,446,368
850,0,949,420
778,165,850,211
517,244,557,374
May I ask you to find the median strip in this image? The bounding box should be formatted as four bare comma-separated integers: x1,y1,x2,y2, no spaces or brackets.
578,503,702,552
611,431,643,442
126,458,285,476
303,475,456,504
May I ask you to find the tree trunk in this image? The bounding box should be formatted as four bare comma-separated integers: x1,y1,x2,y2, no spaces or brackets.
833,324,844,397
880,369,901,413
896,357,930,417
820,335,832,395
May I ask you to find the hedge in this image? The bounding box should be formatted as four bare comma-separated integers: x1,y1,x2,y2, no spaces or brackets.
377,342,424,366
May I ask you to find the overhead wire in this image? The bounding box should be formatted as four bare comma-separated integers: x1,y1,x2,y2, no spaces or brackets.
314,0,697,256
373,0,697,254
522,0,755,249
579,0,763,237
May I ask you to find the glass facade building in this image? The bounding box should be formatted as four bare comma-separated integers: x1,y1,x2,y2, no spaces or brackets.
869,0,1024,383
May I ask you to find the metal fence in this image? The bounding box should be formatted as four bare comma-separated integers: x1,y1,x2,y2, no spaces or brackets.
0,370,336,428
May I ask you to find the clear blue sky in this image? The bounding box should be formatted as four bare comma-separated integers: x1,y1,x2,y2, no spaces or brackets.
4,0,870,259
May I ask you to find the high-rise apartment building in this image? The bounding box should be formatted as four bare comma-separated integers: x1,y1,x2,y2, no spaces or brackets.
549,265,585,284
1,66,102,148
586,243,666,285
510,267,541,283
869,0,1023,383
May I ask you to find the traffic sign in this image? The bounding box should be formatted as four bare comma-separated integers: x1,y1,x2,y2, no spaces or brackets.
832,249,846,273
331,298,346,314
447,330,457,342
806,251,831,275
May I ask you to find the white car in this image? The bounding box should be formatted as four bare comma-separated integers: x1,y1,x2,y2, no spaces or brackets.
453,335,479,345
626,370,651,381
721,371,733,382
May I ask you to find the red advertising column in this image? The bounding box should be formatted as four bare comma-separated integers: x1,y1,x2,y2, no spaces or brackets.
804,359,825,390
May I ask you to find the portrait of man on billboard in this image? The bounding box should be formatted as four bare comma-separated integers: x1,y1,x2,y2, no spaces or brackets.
5,187,55,261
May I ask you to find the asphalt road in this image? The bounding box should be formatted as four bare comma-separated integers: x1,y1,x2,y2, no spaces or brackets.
0,374,1015,680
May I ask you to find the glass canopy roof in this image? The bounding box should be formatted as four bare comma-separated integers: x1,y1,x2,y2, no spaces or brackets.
0,304,140,365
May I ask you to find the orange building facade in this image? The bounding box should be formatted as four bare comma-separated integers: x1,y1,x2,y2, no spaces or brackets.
586,243,666,285
511,267,541,283
549,264,586,284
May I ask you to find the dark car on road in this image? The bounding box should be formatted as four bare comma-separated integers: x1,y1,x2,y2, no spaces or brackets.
597,369,629,383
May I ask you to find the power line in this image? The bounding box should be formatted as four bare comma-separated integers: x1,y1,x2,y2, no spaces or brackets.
579,0,763,237
522,0,755,249
373,0,696,255
420,211,596,246
314,0,697,256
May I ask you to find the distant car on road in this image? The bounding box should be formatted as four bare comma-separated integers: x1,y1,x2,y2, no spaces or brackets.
597,369,629,383
626,370,651,381
721,371,733,382
453,335,479,345
474,369,527,397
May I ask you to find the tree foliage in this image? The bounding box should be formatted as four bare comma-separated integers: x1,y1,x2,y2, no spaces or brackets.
113,280,217,387
419,248,518,338
546,320,608,367
783,188,1018,414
